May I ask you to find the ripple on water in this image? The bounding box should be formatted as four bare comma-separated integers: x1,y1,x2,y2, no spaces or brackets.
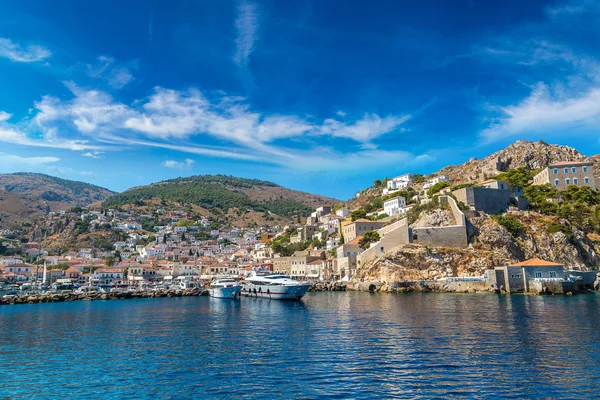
1,293,600,399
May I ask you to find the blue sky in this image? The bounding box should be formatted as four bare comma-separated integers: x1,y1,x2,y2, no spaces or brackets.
1,0,600,199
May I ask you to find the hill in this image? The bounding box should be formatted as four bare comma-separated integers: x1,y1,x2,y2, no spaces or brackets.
0,173,114,229
347,140,599,211
344,140,600,282
102,175,338,223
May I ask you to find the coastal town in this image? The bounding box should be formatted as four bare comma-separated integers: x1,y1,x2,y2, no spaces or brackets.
1,149,599,302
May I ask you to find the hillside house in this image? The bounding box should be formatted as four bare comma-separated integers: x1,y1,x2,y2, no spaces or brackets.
533,161,596,190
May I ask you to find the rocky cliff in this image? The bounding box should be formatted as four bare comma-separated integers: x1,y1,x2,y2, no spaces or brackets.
356,210,599,282
438,140,593,185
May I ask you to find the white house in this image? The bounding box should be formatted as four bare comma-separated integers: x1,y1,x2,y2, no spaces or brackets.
384,196,408,216
336,207,349,218
385,174,413,193
423,175,450,190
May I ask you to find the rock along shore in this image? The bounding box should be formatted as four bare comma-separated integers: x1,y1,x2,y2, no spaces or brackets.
346,280,599,295
0,288,209,306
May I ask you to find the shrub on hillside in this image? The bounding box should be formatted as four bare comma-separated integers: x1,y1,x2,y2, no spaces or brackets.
493,215,524,237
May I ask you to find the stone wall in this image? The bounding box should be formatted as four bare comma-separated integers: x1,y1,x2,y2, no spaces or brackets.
453,187,511,215
357,219,410,268
410,196,468,249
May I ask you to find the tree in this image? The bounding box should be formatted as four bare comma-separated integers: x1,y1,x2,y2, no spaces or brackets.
351,210,367,221
103,256,116,267
427,182,451,198
181,257,189,264
358,231,380,249
373,179,382,187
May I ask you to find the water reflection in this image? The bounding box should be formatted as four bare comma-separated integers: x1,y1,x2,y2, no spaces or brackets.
0,293,599,398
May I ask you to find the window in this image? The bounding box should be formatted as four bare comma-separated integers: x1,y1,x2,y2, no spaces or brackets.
534,271,542,279
583,166,588,173
564,168,569,174
572,167,577,173
553,168,558,175
555,180,560,186
566,179,571,185
574,178,578,185
549,271,557,278
585,177,590,184
380,247,384,253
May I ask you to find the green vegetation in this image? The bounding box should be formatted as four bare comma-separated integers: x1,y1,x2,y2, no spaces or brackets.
412,174,426,184
350,209,367,221
427,182,451,198
406,197,443,225
494,167,540,189
12,172,114,196
102,175,314,217
358,230,380,249
493,215,524,237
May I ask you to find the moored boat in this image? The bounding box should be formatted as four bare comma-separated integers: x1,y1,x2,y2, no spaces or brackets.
241,272,311,300
209,278,242,299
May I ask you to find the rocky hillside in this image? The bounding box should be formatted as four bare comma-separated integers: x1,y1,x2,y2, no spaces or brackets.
0,173,114,229
357,210,599,282
439,140,597,185
102,175,338,221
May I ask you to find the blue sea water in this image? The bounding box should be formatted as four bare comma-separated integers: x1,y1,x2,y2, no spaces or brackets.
1,292,600,399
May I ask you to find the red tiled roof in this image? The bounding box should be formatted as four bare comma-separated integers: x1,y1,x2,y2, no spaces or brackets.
509,258,563,267
346,236,363,245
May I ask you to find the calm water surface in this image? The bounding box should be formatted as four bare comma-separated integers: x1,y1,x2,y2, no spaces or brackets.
1,292,599,399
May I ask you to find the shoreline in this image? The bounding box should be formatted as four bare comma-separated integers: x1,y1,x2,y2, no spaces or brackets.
3,279,598,306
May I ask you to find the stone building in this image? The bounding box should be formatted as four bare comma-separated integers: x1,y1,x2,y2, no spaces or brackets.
343,219,386,242
486,258,566,293
533,161,596,190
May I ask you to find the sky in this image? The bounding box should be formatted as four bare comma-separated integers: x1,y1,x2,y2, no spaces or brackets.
1,0,600,199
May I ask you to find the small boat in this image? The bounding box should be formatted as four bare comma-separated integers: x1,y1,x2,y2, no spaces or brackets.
241,272,311,300
209,278,242,299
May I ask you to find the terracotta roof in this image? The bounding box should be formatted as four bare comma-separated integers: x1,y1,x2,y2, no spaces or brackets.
308,260,323,265
346,236,363,245
548,161,592,167
509,258,563,267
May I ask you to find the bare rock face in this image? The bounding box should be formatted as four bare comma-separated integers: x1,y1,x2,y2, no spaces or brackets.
412,208,456,228
439,140,588,185
356,210,599,282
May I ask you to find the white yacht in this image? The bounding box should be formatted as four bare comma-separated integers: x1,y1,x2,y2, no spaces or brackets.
209,278,242,299
241,272,311,300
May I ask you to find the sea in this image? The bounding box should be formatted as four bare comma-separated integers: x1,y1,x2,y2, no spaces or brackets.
1,292,599,399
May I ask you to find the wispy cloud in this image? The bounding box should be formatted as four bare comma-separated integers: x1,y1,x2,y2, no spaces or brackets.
0,38,51,63
0,153,60,167
87,56,135,89
0,111,11,122
482,83,600,142
162,159,195,169
2,80,413,171
82,151,104,159
477,0,600,143
233,1,259,68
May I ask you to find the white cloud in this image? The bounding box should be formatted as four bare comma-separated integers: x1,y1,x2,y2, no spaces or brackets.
161,159,196,169
87,56,134,89
233,1,259,67
482,83,600,142
2,82,412,171
477,0,600,143
0,111,11,122
82,151,104,159
320,114,411,142
0,153,60,167
0,38,51,62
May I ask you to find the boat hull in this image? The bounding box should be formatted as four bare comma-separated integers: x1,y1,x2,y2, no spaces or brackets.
240,284,311,300
210,285,242,299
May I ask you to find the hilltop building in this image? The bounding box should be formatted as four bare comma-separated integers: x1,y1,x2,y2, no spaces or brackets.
423,175,450,190
533,161,596,190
